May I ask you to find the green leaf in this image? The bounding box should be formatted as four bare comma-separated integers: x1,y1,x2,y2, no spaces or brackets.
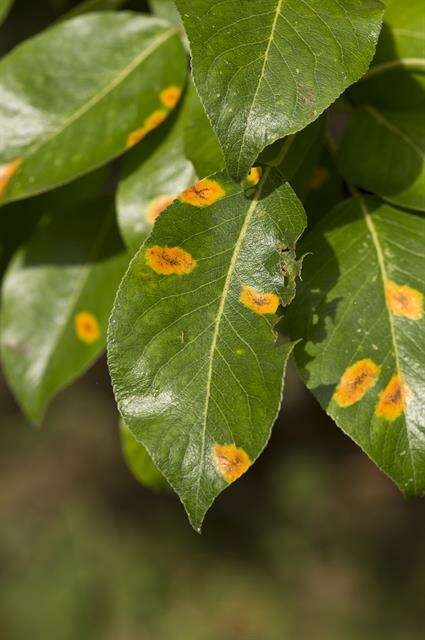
149,0,181,26
0,0,14,25
0,13,186,204
303,148,345,225
176,0,385,180
286,196,425,496
351,0,425,109
120,418,168,490
117,82,223,254
108,168,305,529
338,105,425,212
0,192,128,424
60,0,128,21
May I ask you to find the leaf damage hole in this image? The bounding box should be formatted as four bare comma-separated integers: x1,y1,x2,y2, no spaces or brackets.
75,311,100,344
179,178,225,207
239,285,279,315
146,194,175,223
159,85,182,108
334,358,380,408
0,158,22,195
375,373,408,421
212,443,251,483
385,280,423,321
145,245,197,275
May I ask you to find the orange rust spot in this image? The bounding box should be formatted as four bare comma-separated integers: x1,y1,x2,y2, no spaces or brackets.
127,127,147,148
146,194,175,223
0,158,22,195
385,280,423,320
179,178,225,207
376,373,408,421
145,245,196,275
334,359,380,408
246,166,262,186
75,311,100,344
212,443,251,482
126,110,168,148
308,166,328,190
159,85,182,108
144,109,167,131
239,285,279,315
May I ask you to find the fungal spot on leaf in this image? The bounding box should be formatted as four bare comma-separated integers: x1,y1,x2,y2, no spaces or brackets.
212,444,251,483
144,109,167,131
145,245,196,275
308,166,328,190
334,359,380,408
385,280,423,320
146,194,175,223
75,311,100,344
0,158,22,195
126,110,167,148
126,127,147,148
179,178,225,207
239,285,279,315
375,373,407,421
159,85,182,108
246,166,262,186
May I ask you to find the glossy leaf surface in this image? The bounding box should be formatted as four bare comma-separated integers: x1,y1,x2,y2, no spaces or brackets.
1,195,128,424
120,418,168,490
287,196,425,496
61,0,128,20
108,169,305,529
0,13,186,204
339,105,425,211
176,0,384,179
117,83,223,253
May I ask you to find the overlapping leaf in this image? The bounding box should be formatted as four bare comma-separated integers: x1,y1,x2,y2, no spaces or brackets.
1,190,128,424
339,105,425,211
120,418,168,490
117,82,223,253
0,12,186,204
176,0,385,179
286,196,425,495
61,0,128,20
108,168,305,529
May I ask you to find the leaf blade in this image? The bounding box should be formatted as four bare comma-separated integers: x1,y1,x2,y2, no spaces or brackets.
108,169,305,529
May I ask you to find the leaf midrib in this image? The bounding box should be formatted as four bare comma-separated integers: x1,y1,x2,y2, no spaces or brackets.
15,27,177,168
365,105,424,159
236,0,286,176
359,196,417,492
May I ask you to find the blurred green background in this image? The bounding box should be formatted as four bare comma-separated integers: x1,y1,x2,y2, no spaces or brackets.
1,2,424,639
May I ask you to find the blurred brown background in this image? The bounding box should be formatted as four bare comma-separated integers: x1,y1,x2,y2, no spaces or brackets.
1,2,424,639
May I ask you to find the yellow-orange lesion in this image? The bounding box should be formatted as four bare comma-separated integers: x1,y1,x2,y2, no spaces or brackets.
246,166,262,186
375,373,408,421
146,194,175,223
145,245,196,275
0,158,22,195
126,109,168,148
179,178,225,207
334,358,380,408
239,285,279,315
212,443,251,483
159,85,182,108
308,166,328,190
385,280,423,321
75,311,100,344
